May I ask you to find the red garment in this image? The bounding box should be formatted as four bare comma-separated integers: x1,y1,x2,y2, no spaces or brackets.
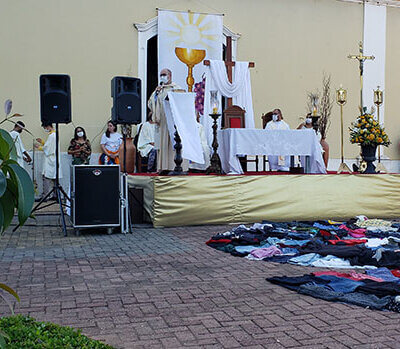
391,269,400,278
313,270,384,282
319,230,333,237
339,224,366,238
205,239,231,245
328,238,367,245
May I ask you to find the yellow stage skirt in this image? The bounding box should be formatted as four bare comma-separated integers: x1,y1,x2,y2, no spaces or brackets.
128,174,400,227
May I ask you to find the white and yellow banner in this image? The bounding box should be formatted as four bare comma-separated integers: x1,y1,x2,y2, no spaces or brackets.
157,9,223,92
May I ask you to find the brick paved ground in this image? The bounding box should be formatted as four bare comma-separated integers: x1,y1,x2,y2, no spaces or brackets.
0,215,399,349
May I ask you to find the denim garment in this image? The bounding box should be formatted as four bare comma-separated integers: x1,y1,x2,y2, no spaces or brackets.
313,222,340,231
288,253,322,266
280,247,298,255
366,267,400,283
298,284,392,310
234,245,259,254
315,275,365,293
287,232,313,240
279,239,310,247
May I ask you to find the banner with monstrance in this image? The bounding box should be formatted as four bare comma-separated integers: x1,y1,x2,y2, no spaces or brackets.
158,9,223,97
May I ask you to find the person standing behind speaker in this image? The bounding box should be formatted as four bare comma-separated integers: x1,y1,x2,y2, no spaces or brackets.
99,120,122,165
35,122,62,200
68,126,92,165
9,121,32,167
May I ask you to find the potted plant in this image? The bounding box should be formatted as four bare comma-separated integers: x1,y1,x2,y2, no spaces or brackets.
349,112,390,173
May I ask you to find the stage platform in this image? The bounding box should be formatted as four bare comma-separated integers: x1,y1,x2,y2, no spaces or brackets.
127,173,400,227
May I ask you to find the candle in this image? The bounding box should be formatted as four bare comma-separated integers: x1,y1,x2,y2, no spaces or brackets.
210,90,219,115
374,87,383,106
336,87,347,105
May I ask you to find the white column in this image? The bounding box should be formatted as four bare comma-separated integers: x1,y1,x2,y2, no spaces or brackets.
363,3,386,123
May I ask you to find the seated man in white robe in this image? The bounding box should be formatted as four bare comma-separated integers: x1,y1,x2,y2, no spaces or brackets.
264,108,290,171
189,112,210,172
137,113,157,172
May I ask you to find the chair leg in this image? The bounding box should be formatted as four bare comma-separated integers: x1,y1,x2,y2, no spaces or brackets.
255,155,259,172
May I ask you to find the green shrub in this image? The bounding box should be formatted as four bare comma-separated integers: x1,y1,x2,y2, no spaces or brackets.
0,315,114,348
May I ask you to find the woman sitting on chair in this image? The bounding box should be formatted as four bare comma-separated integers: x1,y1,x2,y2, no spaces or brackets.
68,126,91,165
99,120,122,165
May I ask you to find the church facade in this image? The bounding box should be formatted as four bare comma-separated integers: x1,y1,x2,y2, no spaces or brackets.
1,0,399,170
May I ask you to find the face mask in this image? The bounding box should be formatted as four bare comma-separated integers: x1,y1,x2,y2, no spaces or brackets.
44,129,50,133
160,75,168,84
272,114,278,122
306,118,312,124
77,131,84,137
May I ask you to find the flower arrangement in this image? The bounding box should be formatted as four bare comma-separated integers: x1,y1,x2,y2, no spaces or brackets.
349,113,390,147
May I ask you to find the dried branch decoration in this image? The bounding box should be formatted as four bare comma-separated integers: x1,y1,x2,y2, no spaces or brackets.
318,74,333,139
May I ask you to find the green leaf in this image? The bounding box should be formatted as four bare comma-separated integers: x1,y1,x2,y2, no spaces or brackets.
0,189,15,233
0,332,6,349
0,283,20,303
0,136,9,161
6,163,34,226
0,171,6,197
0,129,17,161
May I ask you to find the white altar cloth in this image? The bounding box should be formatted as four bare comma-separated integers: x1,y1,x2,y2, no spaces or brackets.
218,128,327,175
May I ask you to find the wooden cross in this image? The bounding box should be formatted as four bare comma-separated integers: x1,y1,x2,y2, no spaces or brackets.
348,41,375,111
204,36,255,107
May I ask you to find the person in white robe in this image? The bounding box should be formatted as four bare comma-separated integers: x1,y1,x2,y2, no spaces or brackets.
9,121,31,167
35,122,62,200
189,113,211,172
297,115,324,168
264,108,290,171
137,114,157,172
148,68,184,173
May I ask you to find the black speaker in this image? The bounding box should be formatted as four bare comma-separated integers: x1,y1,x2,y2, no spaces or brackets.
71,165,120,227
111,76,141,124
40,74,71,124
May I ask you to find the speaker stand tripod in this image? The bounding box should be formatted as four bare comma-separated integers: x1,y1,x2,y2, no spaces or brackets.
14,124,70,236
120,125,132,234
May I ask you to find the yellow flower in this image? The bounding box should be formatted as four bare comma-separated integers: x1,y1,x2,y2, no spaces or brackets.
377,137,383,143
368,134,375,141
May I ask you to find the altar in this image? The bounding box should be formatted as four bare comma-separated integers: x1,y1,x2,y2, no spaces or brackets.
218,128,326,174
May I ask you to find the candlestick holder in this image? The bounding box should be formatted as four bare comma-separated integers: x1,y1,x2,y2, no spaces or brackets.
206,113,222,174
336,86,352,174
374,86,387,173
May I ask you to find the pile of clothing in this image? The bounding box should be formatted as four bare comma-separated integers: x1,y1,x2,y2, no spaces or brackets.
206,217,400,312
268,271,400,312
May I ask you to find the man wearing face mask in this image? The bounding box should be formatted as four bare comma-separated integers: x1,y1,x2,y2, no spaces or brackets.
147,68,182,173
264,108,290,171
35,122,62,200
10,121,32,167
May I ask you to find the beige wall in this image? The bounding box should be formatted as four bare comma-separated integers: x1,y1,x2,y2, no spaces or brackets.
1,0,397,161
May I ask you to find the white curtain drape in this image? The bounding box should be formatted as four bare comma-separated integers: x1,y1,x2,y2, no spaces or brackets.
202,60,255,145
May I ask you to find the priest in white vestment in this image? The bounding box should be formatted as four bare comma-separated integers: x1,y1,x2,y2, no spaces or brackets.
148,68,183,173
264,108,290,171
